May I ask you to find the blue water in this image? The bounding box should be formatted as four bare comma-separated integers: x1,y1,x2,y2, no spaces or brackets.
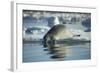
23,43,91,63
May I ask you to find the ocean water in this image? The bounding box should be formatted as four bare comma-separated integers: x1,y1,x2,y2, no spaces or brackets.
23,43,91,63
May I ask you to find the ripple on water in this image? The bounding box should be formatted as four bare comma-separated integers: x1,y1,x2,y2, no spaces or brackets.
23,43,91,62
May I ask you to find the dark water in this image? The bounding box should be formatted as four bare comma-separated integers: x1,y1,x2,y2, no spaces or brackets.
23,43,91,63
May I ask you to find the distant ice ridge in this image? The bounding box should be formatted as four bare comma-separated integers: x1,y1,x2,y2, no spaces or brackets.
70,29,90,41
23,25,50,40
23,26,90,41
62,22,91,41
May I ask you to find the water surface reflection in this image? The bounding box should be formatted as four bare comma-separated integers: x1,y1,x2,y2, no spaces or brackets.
23,43,90,62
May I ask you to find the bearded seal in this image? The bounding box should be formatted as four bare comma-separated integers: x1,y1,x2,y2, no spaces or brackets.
43,24,73,48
